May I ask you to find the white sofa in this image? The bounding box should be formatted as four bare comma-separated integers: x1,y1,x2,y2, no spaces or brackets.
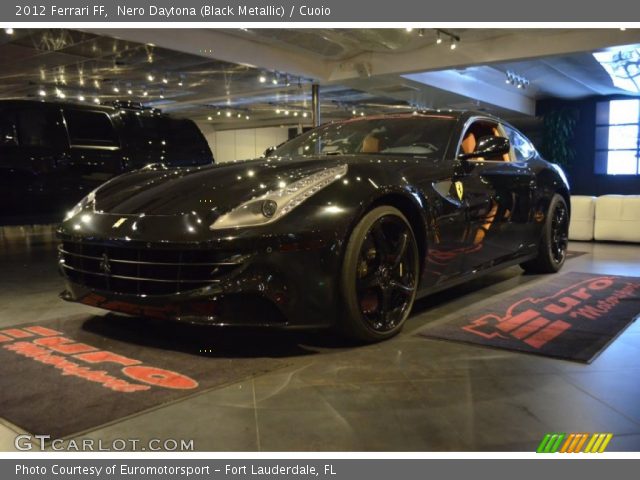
568,196,596,241
593,195,640,243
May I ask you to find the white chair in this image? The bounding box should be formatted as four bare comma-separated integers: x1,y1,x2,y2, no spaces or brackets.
594,195,640,243
569,196,596,241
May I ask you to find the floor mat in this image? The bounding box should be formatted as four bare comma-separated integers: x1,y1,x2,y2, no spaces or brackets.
0,314,295,438
416,272,640,363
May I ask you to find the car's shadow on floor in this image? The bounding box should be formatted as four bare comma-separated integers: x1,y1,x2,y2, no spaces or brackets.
79,267,544,359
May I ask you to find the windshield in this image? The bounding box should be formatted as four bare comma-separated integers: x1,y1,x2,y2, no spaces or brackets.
272,116,455,159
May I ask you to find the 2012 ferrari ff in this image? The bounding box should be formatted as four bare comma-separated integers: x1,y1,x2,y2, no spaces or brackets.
58,111,570,342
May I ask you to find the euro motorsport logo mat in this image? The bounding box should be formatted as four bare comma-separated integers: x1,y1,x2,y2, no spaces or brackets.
536,433,613,453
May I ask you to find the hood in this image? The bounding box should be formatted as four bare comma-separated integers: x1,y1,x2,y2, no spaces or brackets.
94,157,349,218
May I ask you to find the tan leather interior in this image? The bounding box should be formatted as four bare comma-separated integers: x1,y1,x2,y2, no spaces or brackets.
361,135,381,153
461,133,476,154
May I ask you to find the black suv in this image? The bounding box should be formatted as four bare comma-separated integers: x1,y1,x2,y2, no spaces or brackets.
0,100,213,221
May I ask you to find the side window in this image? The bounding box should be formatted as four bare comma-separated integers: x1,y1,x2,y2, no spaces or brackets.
64,109,118,147
16,109,55,148
505,126,535,162
460,120,508,161
0,110,18,146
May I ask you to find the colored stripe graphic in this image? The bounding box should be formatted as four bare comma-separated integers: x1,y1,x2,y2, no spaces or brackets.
538,433,613,453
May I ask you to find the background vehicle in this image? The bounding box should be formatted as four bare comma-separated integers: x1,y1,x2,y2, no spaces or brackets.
57,111,570,342
0,100,213,222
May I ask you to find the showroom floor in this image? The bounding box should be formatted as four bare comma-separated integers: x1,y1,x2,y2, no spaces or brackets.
0,225,639,452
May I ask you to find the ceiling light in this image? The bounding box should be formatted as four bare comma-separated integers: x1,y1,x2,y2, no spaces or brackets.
302,112,308,118
78,95,85,101
226,111,231,117
237,113,242,118
245,115,250,120
113,86,120,93
259,74,266,83
79,79,85,86
450,40,457,50
294,112,298,117
38,89,46,97
56,89,65,99
620,27,627,31
272,77,278,85
147,74,155,82
127,89,133,95
405,28,413,32
217,111,221,116
94,80,100,89
143,90,148,96
352,109,357,115
275,109,281,114
284,110,289,115
93,97,100,104
162,77,168,84
178,81,184,87
5,28,14,35
207,116,212,121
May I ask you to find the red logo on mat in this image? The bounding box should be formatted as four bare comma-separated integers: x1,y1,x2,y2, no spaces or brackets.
461,276,640,349
0,326,199,392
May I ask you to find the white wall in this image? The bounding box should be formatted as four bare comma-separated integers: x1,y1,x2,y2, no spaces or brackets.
197,123,290,163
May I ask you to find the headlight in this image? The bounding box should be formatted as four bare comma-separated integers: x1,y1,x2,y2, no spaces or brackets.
64,190,96,221
210,164,347,230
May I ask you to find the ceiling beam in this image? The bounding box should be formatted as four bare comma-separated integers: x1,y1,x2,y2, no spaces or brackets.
80,28,331,81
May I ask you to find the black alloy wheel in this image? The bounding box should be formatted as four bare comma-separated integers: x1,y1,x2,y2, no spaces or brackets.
521,194,569,274
340,206,419,342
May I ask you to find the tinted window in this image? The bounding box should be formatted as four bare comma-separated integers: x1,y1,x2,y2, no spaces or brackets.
0,110,18,146
64,109,118,147
17,109,55,148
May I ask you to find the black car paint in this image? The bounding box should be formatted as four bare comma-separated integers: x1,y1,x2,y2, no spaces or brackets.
0,100,213,218
57,111,570,330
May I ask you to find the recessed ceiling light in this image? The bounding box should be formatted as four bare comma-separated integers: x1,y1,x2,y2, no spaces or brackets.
78,95,85,101
259,75,266,83
93,97,100,104
5,28,14,35
147,74,155,82
207,116,212,121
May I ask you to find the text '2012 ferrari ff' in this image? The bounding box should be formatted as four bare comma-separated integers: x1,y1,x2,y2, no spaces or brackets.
58,111,570,342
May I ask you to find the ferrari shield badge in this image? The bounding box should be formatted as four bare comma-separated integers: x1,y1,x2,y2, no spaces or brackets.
454,181,464,201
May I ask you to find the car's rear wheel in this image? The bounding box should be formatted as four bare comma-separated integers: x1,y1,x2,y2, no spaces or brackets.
521,194,569,274
340,206,419,342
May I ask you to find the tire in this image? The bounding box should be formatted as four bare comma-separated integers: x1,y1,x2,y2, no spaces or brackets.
339,206,420,342
521,194,569,274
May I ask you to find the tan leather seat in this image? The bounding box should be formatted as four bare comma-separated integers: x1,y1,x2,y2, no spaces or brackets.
461,132,476,154
361,135,381,153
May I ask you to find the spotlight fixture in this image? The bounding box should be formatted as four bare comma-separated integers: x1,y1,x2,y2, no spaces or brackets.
78,95,85,102
93,97,100,104
127,89,133,95
276,109,281,114
113,86,120,93
435,29,460,49
226,111,231,117
162,77,168,84
505,70,530,89
142,90,148,97
5,28,14,35
284,110,290,115
405,28,413,33
418,29,425,37
178,81,184,87
147,74,155,82
302,112,308,118
217,111,221,116
245,115,250,120
38,89,46,97
207,116,212,121
259,74,267,83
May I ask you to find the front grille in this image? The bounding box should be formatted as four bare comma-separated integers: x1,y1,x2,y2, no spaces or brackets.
59,240,243,296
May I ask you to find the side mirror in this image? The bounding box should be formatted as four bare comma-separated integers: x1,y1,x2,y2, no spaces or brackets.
263,146,277,158
458,135,510,161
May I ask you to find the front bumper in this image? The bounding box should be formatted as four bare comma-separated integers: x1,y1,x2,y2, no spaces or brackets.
58,211,351,329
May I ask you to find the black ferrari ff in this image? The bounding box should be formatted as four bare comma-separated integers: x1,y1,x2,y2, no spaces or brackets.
58,111,570,342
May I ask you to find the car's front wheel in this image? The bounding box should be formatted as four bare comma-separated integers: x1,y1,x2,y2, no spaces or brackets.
340,206,419,342
521,193,569,274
